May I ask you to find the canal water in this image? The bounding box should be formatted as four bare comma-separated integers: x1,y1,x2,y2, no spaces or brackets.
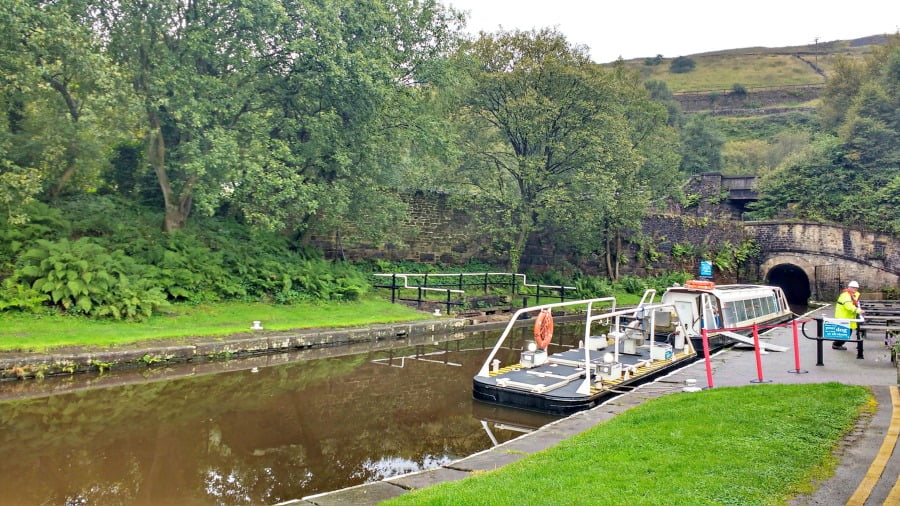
0,324,588,505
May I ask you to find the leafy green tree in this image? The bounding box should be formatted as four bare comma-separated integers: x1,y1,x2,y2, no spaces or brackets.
750,41,899,233
680,115,723,174
644,79,682,126
450,28,644,273
256,0,464,244
818,43,893,131
0,0,133,208
93,0,292,231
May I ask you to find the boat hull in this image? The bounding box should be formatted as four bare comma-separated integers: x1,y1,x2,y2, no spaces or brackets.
473,351,697,416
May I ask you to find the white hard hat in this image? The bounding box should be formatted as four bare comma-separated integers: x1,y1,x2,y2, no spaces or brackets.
848,280,860,288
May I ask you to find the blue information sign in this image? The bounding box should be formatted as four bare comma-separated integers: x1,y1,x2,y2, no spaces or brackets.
699,260,713,278
823,320,853,340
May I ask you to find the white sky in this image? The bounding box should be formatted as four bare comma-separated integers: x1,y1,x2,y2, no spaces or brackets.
443,0,900,63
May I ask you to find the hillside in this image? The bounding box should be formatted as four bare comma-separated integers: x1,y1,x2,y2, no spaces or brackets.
612,35,886,93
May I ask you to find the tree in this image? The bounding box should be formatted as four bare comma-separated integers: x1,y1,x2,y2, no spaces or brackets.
255,0,464,244
750,41,900,233
680,115,723,174
644,79,682,126
0,0,133,208
94,0,291,231
451,28,644,272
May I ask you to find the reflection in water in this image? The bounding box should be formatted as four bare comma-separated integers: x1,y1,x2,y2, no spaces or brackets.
0,326,572,505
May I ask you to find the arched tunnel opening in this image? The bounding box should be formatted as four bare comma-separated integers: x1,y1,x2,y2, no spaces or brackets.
766,263,812,305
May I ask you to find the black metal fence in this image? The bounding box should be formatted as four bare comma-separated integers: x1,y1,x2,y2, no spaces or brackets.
372,273,578,315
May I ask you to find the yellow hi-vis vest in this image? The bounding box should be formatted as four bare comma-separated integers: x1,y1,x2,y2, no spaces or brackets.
834,289,862,329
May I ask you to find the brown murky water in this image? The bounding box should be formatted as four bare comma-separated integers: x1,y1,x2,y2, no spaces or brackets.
0,326,580,505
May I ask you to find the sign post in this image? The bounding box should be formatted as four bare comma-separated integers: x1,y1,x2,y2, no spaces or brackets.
822,318,853,341
699,260,713,280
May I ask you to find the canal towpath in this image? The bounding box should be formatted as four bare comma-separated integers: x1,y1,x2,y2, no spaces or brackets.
292,306,900,506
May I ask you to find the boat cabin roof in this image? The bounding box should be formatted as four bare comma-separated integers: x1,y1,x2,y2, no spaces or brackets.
664,284,782,303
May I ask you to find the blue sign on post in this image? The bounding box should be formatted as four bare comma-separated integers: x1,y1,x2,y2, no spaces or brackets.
823,319,853,340
699,260,713,278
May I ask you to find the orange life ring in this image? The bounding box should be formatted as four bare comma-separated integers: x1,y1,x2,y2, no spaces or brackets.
533,309,554,350
685,280,716,290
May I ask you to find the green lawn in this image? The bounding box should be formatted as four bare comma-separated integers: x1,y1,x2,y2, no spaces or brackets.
0,297,432,352
386,383,871,506
0,289,653,352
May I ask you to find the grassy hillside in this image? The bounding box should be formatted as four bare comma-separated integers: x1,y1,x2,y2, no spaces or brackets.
604,36,890,177
635,53,822,92
612,37,881,93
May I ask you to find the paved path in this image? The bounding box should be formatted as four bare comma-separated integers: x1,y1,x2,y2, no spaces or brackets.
287,308,900,506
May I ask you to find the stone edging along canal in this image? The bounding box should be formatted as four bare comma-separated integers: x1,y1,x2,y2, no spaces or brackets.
0,318,479,382
0,310,589,382
1,309,590,382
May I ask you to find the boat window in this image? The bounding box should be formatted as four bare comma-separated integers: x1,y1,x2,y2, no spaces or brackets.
735,299,748,322
722,303,737,326
743,299,756,319
764,296,776,315
752,298,764,318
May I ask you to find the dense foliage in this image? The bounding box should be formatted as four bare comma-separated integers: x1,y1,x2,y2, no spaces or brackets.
0,199,370,318
444,29,680,276
748,42,900,233
0,1,896,319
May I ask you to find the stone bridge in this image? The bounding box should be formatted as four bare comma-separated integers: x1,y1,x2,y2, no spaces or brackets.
744,221,899,303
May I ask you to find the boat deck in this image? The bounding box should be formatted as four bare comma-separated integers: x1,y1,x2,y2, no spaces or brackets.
474,339,696,415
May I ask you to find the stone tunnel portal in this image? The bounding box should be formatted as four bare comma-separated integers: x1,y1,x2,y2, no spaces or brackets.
766,263,812,306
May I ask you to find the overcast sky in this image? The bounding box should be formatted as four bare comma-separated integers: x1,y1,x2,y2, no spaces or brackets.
443,0,899,63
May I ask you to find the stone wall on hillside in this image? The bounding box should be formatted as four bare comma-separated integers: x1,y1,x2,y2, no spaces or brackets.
313,191,495,266
311,183,896,290
312,184,757,281
674,85,823,113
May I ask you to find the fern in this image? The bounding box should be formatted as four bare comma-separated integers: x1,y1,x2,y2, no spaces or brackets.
0,278,47,312
13,238,167,320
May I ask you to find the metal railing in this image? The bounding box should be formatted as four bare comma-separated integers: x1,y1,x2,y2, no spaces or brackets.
372,272,577,314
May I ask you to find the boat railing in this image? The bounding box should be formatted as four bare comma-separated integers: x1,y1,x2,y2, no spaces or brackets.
476,295,692,382
637,289,657,306
475,297,617,378
573,302,693,394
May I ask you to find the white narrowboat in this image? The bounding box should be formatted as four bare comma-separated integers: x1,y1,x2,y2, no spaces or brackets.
660,281,794,351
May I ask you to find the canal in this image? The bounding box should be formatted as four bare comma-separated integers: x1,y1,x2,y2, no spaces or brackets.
0,324,589,505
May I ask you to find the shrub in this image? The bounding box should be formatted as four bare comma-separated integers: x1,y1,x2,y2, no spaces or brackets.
669,56,696,73
644,54,664,66
616,275,647,295
731,83,748,97
670,243,695,262
0,201,69,274
0,278,47,312
646,271,692,292
574,275,614,298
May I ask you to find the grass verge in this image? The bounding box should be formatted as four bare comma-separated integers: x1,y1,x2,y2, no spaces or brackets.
386,383,872,506
0,297,432,352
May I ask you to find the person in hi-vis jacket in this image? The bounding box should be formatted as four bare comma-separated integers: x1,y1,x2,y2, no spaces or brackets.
833,280,865,350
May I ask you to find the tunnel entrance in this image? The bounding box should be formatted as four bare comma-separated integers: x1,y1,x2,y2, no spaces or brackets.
766,263,811,305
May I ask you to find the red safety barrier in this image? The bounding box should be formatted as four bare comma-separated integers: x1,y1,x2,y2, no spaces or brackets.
749,323,771,383
788,319,808,374
701,328,714,388
701,317,815,388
